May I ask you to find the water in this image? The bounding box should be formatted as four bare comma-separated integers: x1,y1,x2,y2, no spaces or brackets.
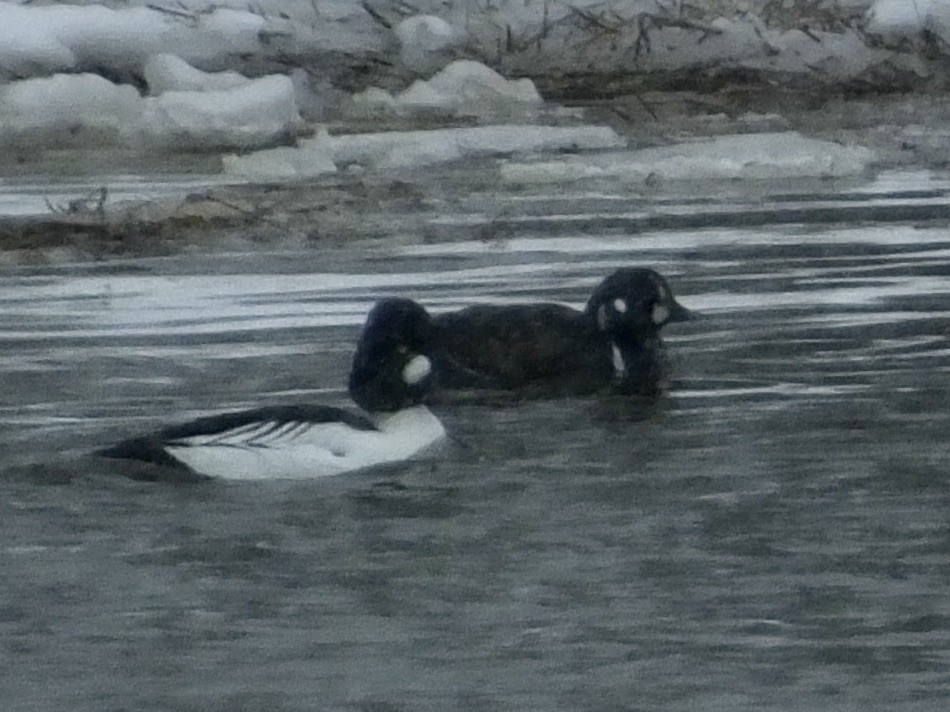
1,169,949,710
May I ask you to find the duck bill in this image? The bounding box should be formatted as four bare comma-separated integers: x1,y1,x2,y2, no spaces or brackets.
667,299,694,323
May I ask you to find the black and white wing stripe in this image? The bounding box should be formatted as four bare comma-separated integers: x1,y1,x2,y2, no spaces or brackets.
98,404,377,470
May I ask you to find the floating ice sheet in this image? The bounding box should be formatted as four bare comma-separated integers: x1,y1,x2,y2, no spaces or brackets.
223,123,625,178
501,133,876,185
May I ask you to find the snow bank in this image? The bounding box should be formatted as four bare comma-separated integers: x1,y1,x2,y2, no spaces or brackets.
0,73,302,151
223,124,625,178
501,133,876,185
347,60,543,121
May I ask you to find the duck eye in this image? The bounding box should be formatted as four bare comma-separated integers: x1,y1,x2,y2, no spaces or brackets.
396,344,409,355
612,298,628,314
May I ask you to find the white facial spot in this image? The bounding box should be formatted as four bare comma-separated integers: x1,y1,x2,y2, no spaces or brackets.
611,344,625,377
652,304,669,325
597,304,608,331
402,354,431,385
612,298,628,314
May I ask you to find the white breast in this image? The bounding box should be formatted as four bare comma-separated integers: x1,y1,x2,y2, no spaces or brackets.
164,406,446,481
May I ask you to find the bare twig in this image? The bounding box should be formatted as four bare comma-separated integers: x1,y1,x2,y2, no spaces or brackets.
145,3,197,21
361,2,391,29
801,24,822,43
43,187,109,218
567,5,619,34
631,90,658,121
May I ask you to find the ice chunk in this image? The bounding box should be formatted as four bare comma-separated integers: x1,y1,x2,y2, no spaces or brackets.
0,4,270,80
0,72,301,151
395,15,458,74
502,133,876,184
144,54,252,94
142,75,302,149
320,124,625,171
396,60,543,120
223,144,337,179
222,124,624,179
0,73,143,149
0,7,75,77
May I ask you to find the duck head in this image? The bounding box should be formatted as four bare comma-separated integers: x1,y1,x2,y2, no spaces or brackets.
348,298,437,412
584,267,693,389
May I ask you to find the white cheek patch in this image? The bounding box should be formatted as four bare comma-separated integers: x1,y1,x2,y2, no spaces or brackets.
597,304,608,331
652,304,669,324
402,354,431,385
611,344,625,377
612,298,628,314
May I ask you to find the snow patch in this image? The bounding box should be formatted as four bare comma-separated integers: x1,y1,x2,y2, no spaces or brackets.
501,133,876,185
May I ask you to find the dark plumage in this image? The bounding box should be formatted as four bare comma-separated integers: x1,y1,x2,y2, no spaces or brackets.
430,267,692,396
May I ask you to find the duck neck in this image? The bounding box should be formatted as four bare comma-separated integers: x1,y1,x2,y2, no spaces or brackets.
609,333,662,379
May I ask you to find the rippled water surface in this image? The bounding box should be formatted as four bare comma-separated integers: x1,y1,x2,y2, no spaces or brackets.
2,170,950,711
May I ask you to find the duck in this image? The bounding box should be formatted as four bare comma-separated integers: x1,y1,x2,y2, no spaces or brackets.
97,298,446,481
429,267,693,396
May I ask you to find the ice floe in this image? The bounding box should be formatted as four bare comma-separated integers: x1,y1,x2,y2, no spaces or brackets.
501,133,877,185
224,124,625,178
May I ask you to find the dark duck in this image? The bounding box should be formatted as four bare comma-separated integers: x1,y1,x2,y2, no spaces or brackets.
430,267,693,396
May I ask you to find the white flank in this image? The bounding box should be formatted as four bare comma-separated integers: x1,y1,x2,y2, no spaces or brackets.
164,405,445,480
